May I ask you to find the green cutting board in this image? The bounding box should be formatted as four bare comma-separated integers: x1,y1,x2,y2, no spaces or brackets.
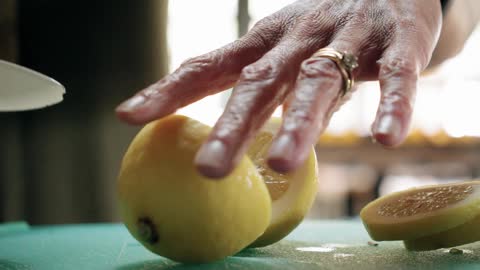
1,220,480,270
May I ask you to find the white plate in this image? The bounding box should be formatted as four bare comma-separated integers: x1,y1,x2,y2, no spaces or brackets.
0,60,65,112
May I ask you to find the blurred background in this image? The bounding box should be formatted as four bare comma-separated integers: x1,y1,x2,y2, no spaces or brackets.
1,0,479,225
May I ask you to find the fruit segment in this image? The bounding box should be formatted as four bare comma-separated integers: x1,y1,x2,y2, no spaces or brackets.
360,181,480,241
248,118,319,247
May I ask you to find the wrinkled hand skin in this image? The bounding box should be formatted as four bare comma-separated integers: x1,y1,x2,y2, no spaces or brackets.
116,0,442,179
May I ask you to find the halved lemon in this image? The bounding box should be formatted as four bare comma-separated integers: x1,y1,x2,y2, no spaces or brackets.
404,212,480,251
247,118,318,247
360,181,480,241
117,115,318,262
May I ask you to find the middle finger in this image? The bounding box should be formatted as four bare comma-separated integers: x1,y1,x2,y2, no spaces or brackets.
194,39,321,178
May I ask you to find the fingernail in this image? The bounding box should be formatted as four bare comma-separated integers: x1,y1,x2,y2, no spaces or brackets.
373,115,402,145
195,140,231,179
117,95,146,112
268,134,296,173
375,115,401,135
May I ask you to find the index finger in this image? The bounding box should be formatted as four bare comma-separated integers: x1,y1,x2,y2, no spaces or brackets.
116,34,269,125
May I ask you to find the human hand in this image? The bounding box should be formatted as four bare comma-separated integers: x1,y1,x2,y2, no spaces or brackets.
116,0,442,178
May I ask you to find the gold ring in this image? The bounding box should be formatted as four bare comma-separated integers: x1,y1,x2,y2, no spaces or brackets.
311,48,358,96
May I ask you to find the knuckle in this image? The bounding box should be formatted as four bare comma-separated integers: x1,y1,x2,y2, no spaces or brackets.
249,17,284,47
288,108,315,125
396,17,417,33
282,111,314,135
300,58,341,80
381,89,414,117
352,7,389,27
380,57,418,79
240,62,278,82
294,12,336,40
383,91,414,114
251,16,275,29
180,54,216,73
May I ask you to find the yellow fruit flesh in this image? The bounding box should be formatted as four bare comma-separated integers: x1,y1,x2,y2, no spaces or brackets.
247,132,290,201
360,181,480,241
404,213,480,251
377,185,473,218
248,118,319,248
117,115,271,263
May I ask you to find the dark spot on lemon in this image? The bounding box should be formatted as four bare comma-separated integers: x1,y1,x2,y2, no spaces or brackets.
137,217,159,244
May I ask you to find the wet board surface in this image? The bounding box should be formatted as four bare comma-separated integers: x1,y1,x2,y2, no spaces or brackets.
1,220,480,270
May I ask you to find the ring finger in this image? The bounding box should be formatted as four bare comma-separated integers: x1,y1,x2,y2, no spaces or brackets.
268,27,381,173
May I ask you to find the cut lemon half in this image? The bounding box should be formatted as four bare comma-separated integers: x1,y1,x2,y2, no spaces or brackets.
404,211,480,251
360,181,480,241
117,115,318,262
248,117,319,248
